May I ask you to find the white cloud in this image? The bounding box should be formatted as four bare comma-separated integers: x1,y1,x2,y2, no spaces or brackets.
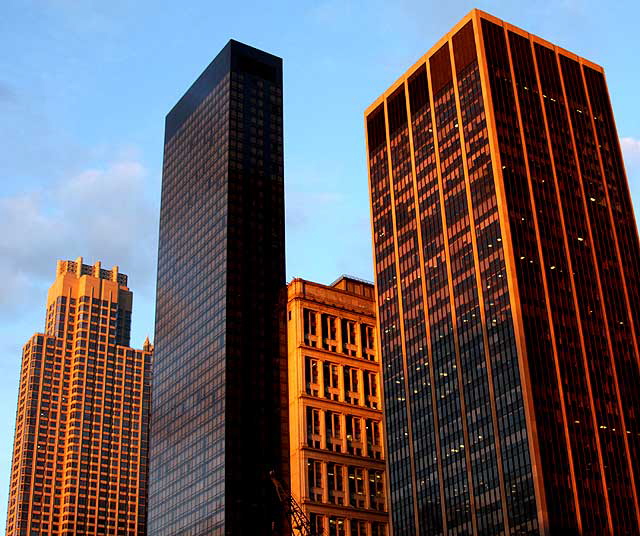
0,151,158,317
621,137,640,168
621,137,640,223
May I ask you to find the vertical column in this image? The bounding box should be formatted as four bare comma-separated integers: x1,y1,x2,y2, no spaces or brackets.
404,67,448,536
529,39,613,534
582,68,640,351
475,15,554,533
450,21,511,534
384,92,420,534
502,27,582,531
427,43,477,535
558,54,639,533
579,62,640,530
366,102,415,533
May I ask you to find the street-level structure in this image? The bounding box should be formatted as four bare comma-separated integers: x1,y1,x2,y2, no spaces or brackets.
365,10,640,535
5,258,152,536
287,276,388,536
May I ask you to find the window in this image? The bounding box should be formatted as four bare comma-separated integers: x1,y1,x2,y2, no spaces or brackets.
306,407,321,449
350,519,367,536
361,324,376,360
343,367,360,405
341,319,357,356
305,357,320,396
368,470,385,511
324,362,340,401
310,513,324,535
366,419,382,460
303,309,318,347
326,411,342,453
329,516,346,536
346,416,363,456
307,459,323,502
364,371,379,408
348,466,366,508
327,463,344,505
321,314,338,351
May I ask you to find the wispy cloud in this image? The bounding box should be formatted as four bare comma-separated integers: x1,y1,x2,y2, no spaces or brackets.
621,137,640,222
621,136,640,166
0,150,158,318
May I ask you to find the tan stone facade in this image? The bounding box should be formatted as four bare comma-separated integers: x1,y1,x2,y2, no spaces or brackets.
287,276,388,536
5,258,152,535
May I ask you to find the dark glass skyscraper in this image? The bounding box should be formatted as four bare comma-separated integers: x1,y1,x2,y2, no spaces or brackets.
366,10,640,535
149,40,288,535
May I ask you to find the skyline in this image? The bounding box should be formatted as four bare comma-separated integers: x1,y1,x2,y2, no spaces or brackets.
1,0,640,528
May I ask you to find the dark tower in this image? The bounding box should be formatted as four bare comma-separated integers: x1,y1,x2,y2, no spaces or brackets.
149,40,288,535
366,10,640,535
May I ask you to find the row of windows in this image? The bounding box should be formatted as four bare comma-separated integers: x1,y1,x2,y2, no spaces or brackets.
305,406,383,459
309,513,387,536
303,308,376,360
305,357,379,409
306,459,385,511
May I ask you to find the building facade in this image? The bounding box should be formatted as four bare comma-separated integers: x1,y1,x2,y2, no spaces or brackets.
5,258,153,536
365,10,640,535
287,277,388,536
148,40,288,535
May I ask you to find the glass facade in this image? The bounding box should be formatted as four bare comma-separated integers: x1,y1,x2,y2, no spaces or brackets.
149,40,287,535
366,10,640,535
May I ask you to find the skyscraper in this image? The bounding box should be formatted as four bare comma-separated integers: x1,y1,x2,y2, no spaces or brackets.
365,10,640,535
148,40,287,535
286,276,388,536
5,258,153,536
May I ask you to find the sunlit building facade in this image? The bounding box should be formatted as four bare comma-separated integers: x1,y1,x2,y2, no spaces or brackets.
365,10,640,535
287,277,388,536
5,258,153,536
148,40,288,535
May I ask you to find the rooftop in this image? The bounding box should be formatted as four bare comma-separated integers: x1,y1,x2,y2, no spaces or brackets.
56,257,128,286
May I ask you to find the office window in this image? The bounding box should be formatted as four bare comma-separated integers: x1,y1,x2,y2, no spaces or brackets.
348,466,366,508
363,371,379,409
327,463,344,505
323,362,340,401
369,470,385,511
304,309,318,347
341,320,358,356
343,366,360,405
326,411,342,453
307,460,323,502
361,324,376,360
310,513,325,535
350,519,367,536
305,356,320,397
321,314,338,352
346,416,363,456
366,419,382,460
306,407,321,449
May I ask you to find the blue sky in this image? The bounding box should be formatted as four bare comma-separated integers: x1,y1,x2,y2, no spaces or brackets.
1,0,639,525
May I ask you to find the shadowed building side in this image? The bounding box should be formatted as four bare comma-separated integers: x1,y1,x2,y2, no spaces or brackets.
148,40,288,535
